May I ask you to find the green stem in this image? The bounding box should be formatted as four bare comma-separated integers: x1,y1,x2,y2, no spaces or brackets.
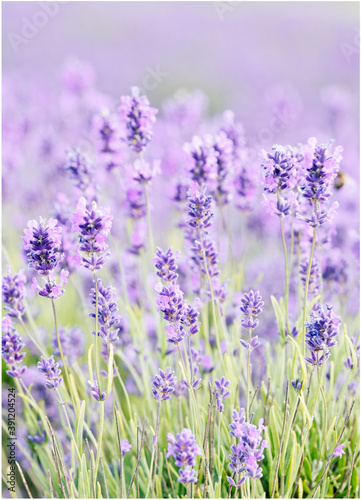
50,297,71,396
280,216,291,335
301,226,317,356
93,271,102,393
317,357,328,459
145,401,160,498
246,327,252,422
310,352,326,418
198,229,224,371
94,402,105,490
144,184,154,253
19,315,47,357
55,388,81,462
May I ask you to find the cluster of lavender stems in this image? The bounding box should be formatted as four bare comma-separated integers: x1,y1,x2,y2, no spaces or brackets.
152,246,204,461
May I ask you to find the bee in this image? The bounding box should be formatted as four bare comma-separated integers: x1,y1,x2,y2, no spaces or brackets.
334,171,346,190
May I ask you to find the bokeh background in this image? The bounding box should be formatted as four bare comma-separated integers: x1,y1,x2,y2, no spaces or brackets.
3,1,360,120
2,1,360,321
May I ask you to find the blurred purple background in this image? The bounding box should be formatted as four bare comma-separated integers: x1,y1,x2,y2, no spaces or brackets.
3,2,359,119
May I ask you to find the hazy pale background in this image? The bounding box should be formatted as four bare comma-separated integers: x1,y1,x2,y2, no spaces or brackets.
3,1,359,120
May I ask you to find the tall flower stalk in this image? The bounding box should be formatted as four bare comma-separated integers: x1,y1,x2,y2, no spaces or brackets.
239,290,263,421
297,139,342,355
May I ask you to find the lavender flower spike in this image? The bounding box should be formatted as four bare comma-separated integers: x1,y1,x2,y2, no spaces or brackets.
2,316,26,378
37,355,63,390
120,439,132,456
71,197,113,271
240,290,264,329
178,467,197,484
23,217,63,275
305,304,341,365
213,377,231,412
88,379,106,401
152,367,176,401
2,265,27,318
166,428,201,484
119,86,158,153
166,428,202,468
153,247,179,283
228,408,268,480
332,444,345,459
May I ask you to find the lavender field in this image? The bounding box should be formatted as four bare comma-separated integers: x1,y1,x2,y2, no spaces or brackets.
2,2,360,498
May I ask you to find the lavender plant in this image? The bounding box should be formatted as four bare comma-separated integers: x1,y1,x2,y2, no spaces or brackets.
2,60,359,500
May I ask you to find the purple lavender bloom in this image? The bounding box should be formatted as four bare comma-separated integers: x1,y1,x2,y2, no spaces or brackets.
152,367,176,401
88,379,106,401
183,377,202,390
174,380,188,398
181,303,201,336
132,158,160,184
71,197,113,271
37,356,63,390
213,377,231,412
125,184,147,220
332,444,345,459
240,336,261,351
23,217,63,276
297,138,342,227
153,247,179,283
344,357,354,370
299,258,320,297
119,87,157,153
2,266,27,318
166,428,201,468
305,304,341,365
155,282,185,324
191,239,220,277
164,324,186,345
211,131,234,206
228,408,268,480
65,148,96,197
178,467,197,484
186,183,213,231
32,269,69,300
261,145,296,194
301,139,342,203
89,278,122,343
291,378,303,392
240,290,264,330
2,316,26,378
184,135,217,188
120,439,132,456
92,110,121,154
305,350,331,366
28,430,46,445
322,254,348,297
227,476,246,487
27,431,46,445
